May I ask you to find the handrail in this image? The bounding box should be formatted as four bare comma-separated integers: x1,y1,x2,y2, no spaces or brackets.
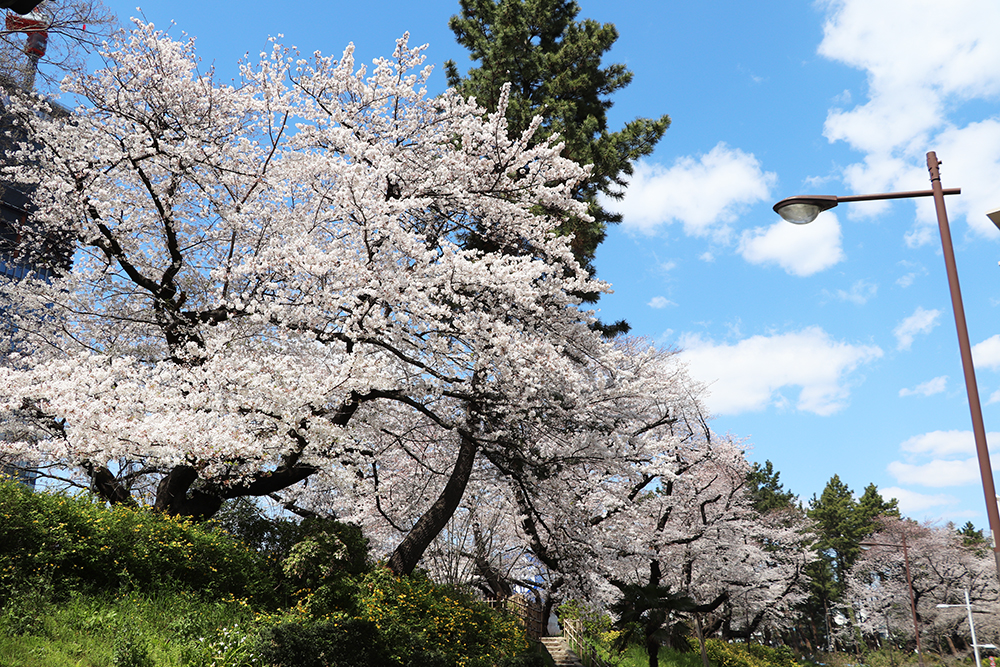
562,618,614,667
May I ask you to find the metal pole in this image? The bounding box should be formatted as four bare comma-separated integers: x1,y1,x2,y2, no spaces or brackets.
926,151,1000,580
966,589,982,667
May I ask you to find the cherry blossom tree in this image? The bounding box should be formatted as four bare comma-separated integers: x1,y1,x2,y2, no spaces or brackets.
368,342,814,661
845,518,1000,657
0,19,715,578
590,432,812,667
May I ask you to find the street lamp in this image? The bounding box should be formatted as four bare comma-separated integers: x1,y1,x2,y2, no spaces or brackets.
937,589,995,667
775,151,1000,582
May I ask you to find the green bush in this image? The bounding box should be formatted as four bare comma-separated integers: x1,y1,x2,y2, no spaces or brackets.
273,567,529,667
0,478,282,604
497,653,549,667
254,617,395,667
358,567,529,667
0,479,533,666
282,518,370,615
705,639,798,667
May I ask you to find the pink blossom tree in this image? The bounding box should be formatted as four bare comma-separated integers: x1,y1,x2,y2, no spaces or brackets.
845,518,1000,657
0,20,712,578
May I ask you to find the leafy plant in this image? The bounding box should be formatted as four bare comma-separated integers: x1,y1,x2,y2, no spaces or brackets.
359,567,528,667
254,617,394,667
704,639,798,667
0,478,283,604
111,621,155,667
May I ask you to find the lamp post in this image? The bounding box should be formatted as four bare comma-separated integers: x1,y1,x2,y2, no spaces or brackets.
860,537,923,667
774,151,1000,582
937,589,995,667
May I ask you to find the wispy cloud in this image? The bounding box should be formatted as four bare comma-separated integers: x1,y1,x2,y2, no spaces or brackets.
893,306,940,350
879,487,960,516
900,430,978,458
887,430,1000,488
678,326,882,416
647,296,675,309
827,279,877,305
899,376,947,397
888,458,981,488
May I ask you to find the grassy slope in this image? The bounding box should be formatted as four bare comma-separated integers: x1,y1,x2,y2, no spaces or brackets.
0,591,255,667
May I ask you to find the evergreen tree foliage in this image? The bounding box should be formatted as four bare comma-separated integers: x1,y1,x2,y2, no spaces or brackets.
957,520,988,550
800,476,899,649
445,0,671,321
746,460,797,514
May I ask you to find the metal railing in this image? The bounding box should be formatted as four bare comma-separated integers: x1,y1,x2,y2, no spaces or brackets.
562,618,614,667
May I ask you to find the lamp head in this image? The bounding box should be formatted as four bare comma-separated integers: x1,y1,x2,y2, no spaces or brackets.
773,195,839,224
987,207,1000,231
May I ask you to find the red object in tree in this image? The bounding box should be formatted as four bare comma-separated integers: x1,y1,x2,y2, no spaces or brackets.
24,29,44,57
5,12,47,58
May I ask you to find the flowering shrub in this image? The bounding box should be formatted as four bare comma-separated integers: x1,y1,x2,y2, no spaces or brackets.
705,639,798,667
359,567,529,667
0,478,282,603
268,567,529,667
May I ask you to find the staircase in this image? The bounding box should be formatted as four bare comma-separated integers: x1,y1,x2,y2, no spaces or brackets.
540,636,584,667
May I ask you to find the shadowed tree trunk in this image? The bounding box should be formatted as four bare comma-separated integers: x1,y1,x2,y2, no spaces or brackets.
387,433,478,576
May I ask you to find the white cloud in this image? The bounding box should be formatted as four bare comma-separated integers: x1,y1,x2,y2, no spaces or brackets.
829,279,877,305
817,0,1000,240
647,296,674,309
973,334,1000,371
888,430,1000,488
608,143,776,240
678,326,882,416
899,376,947,397
878,487,960,516
819,0,1000,156
900,430,980,458
896,264,927,288
738,211,845,276
887,458,981,488
893,306,940,350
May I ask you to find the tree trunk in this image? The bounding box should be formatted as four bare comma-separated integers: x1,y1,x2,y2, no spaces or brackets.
696,614,710,667
646,624,661,667
86,462,137,506
387,433,478,576
473,519,512,598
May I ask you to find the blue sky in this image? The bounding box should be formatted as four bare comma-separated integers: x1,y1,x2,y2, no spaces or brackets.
82,0,1000,528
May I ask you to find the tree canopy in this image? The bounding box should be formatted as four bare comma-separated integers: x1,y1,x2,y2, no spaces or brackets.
0,21,700,581
445,0,670,298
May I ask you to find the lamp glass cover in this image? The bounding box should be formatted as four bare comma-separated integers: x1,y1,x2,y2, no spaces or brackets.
777,202,821,224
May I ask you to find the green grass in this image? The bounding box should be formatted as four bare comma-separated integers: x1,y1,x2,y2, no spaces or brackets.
0,589,257,667
613,643,710,667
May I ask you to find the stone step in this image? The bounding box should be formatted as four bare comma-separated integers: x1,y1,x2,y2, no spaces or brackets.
539,636,583,667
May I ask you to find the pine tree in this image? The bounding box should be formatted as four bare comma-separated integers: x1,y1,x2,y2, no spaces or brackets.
801,476,899,649
747,460,797,514
445,0,670,327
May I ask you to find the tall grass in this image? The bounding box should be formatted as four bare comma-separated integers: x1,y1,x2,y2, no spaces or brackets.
0,589,255,667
